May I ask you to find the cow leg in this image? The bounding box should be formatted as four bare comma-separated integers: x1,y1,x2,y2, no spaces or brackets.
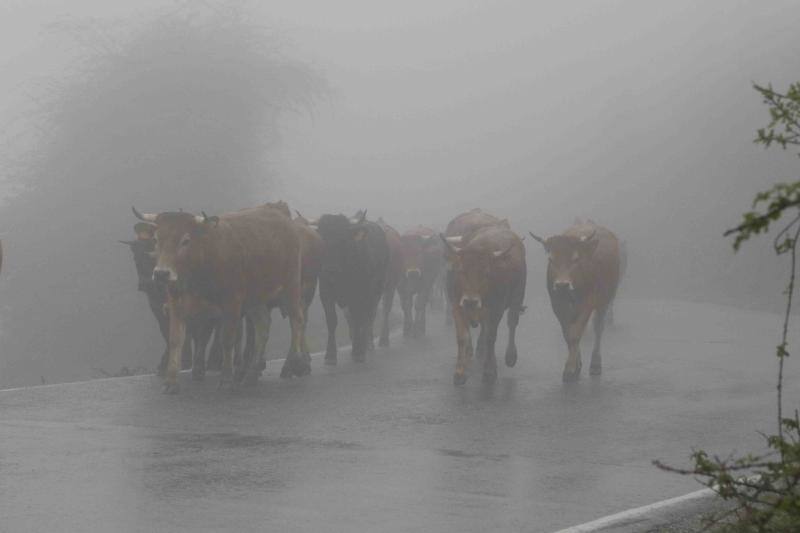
351,313,367,362
301,302,311,356
400,288,414,338
379,284,394,347
590,306,607,375
157,347,169,377
562,307,593,382
321,292,338,365
452,307,473,386
367,297,379,352
413,288,428,338
445,269,454,326
191,320,214,382
244,306,271,385
218,309,241,390
505,306,521,368
163,298,186,394
150,295,170,376
181,333,193,370
281,285,310,378
482,311,503,384
205,324,223,372
475,324,487,363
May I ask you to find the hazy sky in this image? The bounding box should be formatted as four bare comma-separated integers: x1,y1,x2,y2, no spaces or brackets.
1,0,799,294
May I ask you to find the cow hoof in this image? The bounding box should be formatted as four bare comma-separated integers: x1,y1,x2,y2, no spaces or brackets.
279,362,293,379
324,356,337,366
589,365,602,376
482,371,497,385
292,356,311,377
453,373,467,386
244,372,260,386
562,368,581,383
505,347,518,368
162,382,180,395
191,370,205,382
379,337,389,347
352,353,366,363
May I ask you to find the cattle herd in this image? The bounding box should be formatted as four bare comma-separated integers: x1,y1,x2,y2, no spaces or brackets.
120,203,623,393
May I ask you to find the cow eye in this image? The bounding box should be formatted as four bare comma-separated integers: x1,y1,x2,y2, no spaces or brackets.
179,234,191,247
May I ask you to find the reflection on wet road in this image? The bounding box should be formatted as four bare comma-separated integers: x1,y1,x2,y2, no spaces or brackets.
1,298,797,532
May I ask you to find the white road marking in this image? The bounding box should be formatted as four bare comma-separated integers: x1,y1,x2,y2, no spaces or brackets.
550,487,714,533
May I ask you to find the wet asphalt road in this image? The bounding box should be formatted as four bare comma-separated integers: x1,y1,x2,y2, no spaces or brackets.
1,298,798,533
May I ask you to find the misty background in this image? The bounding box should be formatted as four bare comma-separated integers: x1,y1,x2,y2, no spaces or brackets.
0,0,797,388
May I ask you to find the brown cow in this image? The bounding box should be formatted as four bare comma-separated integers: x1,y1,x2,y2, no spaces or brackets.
397,226,443,338
529,222,620,382
443,208,507,326
294,214,323,356
441,225,527,385
132,205,308,393
376,217,403,347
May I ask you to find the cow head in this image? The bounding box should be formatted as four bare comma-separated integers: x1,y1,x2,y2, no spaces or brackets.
119,222,159,292
399,232,436,291
263,200,291,218
132,207,218,287
440,233,514,326
529,230,598,298
314,212,369,281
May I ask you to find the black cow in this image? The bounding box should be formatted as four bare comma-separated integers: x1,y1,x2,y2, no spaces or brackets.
310,211,389,363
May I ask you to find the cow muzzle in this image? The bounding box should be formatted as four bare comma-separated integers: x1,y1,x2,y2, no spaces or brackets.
553,281,574,293
459,295,482,310
153,268,177,284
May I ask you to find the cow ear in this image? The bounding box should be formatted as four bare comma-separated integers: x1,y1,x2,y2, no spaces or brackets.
352,226,368,242
134,222,156,240
581,237,599,256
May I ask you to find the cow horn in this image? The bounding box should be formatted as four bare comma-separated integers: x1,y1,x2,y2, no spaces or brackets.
445,235,463,244
580,229,597,242
351,210,367,224
420,235,432,241
493,243,514,258
118,240,137,246
440,233,461,254
294,209,304,219
199,211,220,227
528,232,546,245
132,206,156,222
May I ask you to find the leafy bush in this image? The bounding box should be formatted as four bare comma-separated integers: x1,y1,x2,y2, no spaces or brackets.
656,82,800,532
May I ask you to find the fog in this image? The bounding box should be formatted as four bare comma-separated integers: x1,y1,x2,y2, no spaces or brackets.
0,0,797,388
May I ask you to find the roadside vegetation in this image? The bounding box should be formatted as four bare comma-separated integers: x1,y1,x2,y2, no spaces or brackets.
656,82,800,532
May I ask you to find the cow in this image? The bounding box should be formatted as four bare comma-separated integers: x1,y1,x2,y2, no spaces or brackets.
529,222,620,382
120,222,201,375
132,205,308,393
442,208,507,326
203,202,322,379
376,217,403,347
308,211,389,364
397,225,443,338
440,225,527,385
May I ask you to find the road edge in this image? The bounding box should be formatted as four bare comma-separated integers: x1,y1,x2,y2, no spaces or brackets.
551,487,715,533
0,327,405,393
